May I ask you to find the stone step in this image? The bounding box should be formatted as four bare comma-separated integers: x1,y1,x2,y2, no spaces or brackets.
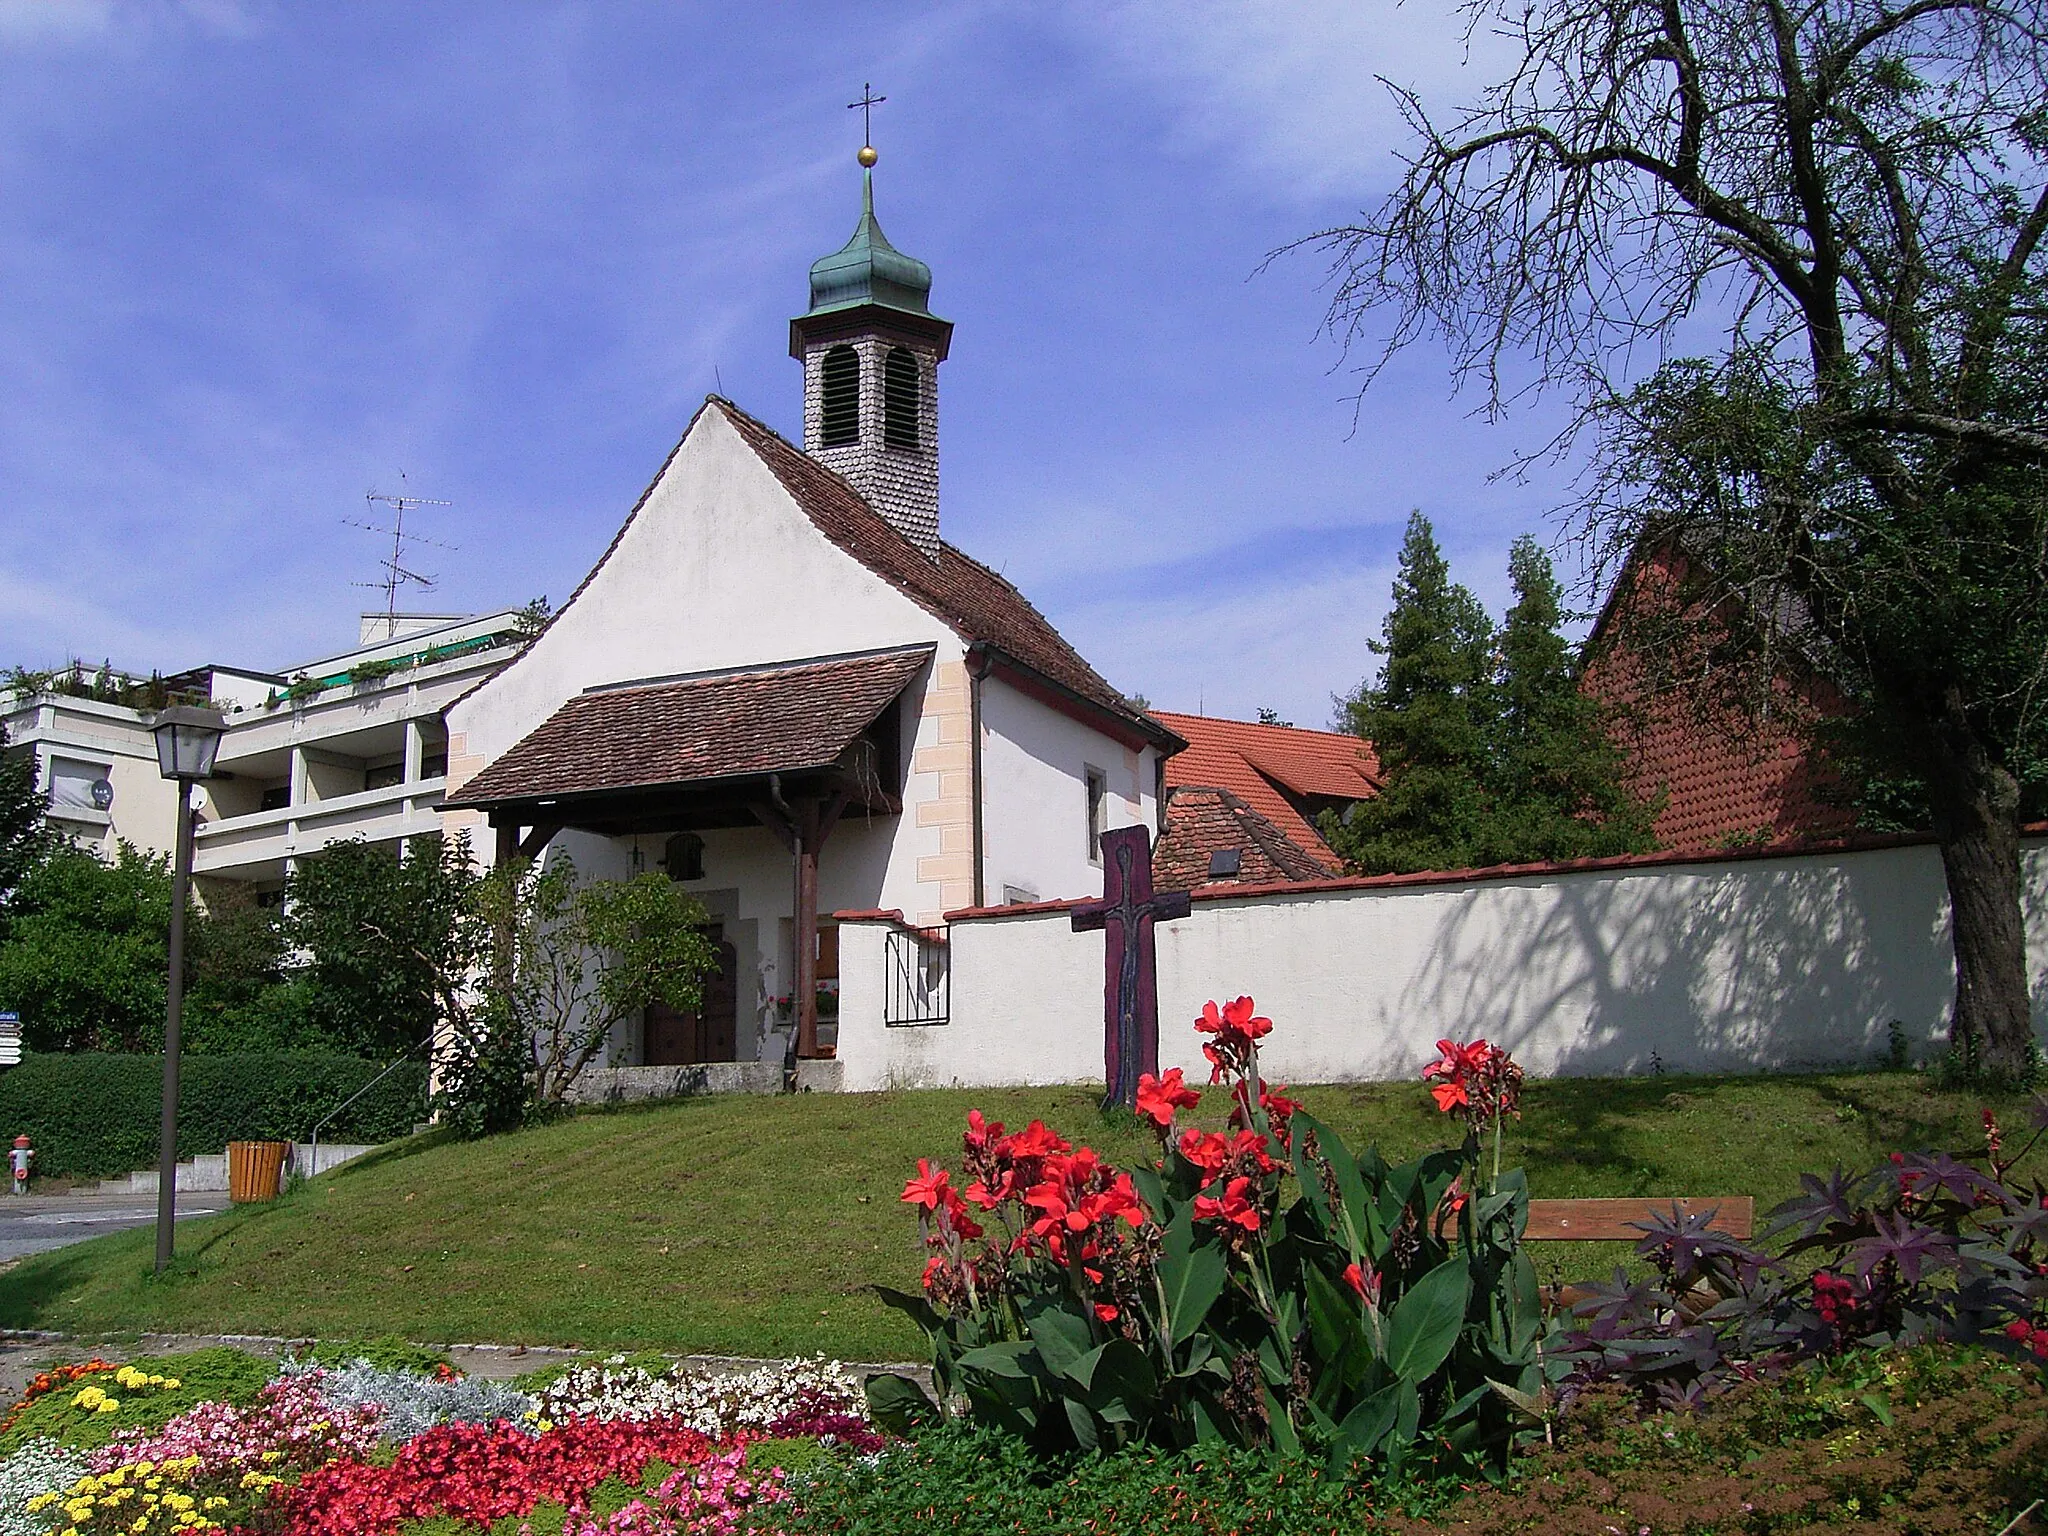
92,1142,375,1198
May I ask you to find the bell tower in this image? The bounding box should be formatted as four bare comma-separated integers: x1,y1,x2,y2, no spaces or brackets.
791,127,952,559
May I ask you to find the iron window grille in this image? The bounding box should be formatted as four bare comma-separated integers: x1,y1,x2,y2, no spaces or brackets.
884,926,949,1026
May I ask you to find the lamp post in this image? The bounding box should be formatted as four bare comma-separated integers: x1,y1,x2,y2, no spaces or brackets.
150,704,226,1274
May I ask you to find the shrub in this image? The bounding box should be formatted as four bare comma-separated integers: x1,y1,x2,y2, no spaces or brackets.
872,1000,1552,1474
1381,1344,2048,1536
0,1052,427,1178
274,1357,536,1444
0,1350,274,1457
288,1335,454,1378
0,842,170,1052
281,1417,719,1535
1562,1097,2048,1408
0,1439,90,1536
535,1356,867,1443
774,1419,1376,1536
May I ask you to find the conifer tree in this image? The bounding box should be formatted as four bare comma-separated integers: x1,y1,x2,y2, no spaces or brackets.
1486,537,1657,863
1326,524,1656,874
1327,512,1496,872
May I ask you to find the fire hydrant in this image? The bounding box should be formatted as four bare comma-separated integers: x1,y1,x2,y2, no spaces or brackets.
9,1134,32,1196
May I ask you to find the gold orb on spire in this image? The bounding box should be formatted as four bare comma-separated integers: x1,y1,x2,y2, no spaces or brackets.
858,144,879,168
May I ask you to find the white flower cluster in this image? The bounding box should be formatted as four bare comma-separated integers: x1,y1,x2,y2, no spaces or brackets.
276,1357,539,1443
536,1354,866,1438
0,1438,89,1536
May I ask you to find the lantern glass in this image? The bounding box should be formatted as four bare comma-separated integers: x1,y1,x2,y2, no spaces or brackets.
151,706,227,781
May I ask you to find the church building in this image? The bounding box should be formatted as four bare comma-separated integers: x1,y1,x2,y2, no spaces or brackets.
440,156,1185,1077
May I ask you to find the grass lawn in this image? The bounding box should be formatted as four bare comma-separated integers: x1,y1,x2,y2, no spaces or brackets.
1,1070,2038,1362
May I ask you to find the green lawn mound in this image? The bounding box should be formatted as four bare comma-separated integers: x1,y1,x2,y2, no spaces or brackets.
2,1071,2035,1360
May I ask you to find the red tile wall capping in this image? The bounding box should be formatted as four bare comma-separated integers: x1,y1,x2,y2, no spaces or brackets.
1149,711,1381,868
714,400,1164,739
1152,786,1336,892
939,822,2048,922
448,647,932,806
1580,544,1856,853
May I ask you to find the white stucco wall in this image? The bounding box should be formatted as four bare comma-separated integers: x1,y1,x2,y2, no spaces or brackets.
836,837,2048,1091
446,407,962,776
441,405,970,930
978,676,1158,905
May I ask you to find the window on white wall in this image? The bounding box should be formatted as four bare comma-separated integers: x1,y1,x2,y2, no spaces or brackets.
49,756,113,813
1085,765,1108,863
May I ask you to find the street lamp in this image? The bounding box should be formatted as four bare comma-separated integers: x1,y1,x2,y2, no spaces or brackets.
149,704,227,1274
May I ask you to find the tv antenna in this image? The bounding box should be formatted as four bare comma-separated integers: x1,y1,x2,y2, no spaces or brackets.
346,473,455,627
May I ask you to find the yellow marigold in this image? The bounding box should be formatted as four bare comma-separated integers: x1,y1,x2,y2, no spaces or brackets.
73,1386,106,1409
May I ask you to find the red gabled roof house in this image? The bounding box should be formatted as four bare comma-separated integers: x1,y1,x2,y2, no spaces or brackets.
1580,541,1855,853
1149,712,1380,889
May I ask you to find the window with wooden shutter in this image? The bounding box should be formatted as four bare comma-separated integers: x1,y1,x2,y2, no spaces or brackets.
821,345,859,446
883,347,920,448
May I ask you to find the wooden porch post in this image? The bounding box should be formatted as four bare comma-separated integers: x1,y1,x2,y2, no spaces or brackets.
794,800,821,1061
491,820,518,1004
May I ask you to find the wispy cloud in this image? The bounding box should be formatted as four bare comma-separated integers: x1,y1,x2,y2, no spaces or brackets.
1061,0,1515,201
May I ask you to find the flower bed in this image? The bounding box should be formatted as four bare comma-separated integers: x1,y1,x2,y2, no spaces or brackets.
0,1346,878,1536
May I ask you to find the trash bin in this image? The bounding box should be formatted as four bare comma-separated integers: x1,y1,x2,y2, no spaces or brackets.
226,1140,290,1203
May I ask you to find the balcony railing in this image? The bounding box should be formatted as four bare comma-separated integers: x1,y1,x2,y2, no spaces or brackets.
193,776,448,874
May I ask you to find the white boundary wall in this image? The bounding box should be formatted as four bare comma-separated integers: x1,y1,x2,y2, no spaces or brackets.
836,837,2048,1091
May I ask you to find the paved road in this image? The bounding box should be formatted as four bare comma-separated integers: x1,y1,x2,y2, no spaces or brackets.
0,1191,235,1262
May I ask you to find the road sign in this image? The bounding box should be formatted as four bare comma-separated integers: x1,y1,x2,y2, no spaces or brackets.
0,1011,19,1067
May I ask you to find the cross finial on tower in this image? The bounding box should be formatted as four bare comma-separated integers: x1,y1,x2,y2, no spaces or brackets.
849,82,885,166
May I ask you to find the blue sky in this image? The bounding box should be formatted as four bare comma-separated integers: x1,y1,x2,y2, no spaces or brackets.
0,0,1584,729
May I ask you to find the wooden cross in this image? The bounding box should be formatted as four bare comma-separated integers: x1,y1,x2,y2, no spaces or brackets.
1072,825,1190,1111
848,83,886,148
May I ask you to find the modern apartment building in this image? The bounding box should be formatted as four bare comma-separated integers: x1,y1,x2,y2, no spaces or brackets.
2,610,527,894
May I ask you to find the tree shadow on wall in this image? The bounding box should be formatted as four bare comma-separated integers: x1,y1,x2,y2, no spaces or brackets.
1385,850,1957,1078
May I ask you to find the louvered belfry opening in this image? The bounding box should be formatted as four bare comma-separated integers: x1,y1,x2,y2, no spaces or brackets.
883,347,920,449
820,345,860,446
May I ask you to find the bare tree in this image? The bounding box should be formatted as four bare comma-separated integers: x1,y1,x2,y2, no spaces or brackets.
1298,0,2048,1072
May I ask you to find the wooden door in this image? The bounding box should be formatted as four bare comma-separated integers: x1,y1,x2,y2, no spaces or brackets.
643,930,739,1065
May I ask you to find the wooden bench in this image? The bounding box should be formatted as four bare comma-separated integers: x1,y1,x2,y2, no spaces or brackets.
1524,1196,1754,1243
1525,1198,1756,1313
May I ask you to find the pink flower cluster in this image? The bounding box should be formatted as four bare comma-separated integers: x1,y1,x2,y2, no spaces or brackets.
93,1370,382,1477
551,1447,787,1536
283,1416,718,1535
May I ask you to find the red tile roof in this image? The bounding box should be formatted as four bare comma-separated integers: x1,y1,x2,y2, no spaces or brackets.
470,397,1173,754
1582,545,1854,852
1153,786,1335,892
447,647,931,809
1150,712,1379,867
713,400,1170,744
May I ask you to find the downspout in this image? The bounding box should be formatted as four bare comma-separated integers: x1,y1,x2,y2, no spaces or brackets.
966,646,989,908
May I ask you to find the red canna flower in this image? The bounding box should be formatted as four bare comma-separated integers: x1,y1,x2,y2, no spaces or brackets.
1136,1067,1201,1130
1195,996,1273,1045
1095,1302,1120,1323
901,1158,953,1212
939,1185,984,1241
1194,1175,1262,1232
1179,1128,1231,1179
964,1108,1005,1154
1342,1260,1381,1305
1001,1120,1073,1163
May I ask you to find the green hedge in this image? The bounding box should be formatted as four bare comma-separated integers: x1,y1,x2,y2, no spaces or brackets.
0,1052,428,1178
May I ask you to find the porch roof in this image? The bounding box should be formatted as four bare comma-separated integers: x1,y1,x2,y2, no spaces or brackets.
444,644,932,817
